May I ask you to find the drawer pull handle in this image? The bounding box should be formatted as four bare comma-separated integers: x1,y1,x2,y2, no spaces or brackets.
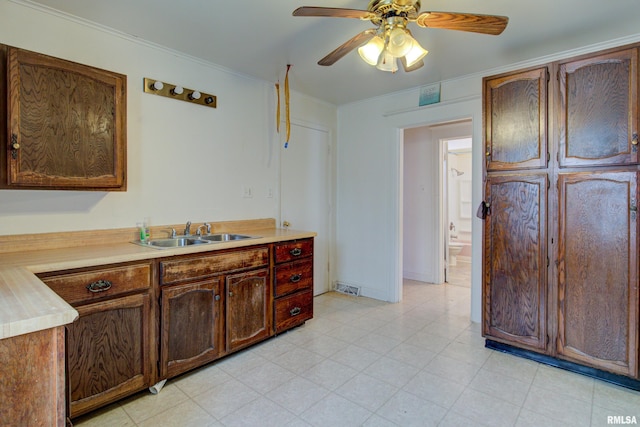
215,295,221,301
290,248,303,257
86,279,112,293
290,307,301,316
290,274,302,283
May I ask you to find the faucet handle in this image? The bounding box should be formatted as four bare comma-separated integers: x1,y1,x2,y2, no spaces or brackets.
204,222,211,234
168,228,177,238
184,221,192,236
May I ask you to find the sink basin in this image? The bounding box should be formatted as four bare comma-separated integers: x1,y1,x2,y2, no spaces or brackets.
139,237,212,249
133,233,258,249
199,233,256,242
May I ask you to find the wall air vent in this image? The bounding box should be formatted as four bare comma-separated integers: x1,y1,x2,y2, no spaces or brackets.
335,282,361,296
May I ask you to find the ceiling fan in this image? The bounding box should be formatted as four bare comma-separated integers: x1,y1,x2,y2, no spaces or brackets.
293,0,508,73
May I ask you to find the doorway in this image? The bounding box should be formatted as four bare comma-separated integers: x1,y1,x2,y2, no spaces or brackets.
444,137,472,287
401,119,473,291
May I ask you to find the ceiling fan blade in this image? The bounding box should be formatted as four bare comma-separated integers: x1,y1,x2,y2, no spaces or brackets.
293,6,372,19
400,57,425,73
416,11,508,35
318,29,376,66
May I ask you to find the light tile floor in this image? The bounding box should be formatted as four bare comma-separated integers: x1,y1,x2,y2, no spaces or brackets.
75,279,640,427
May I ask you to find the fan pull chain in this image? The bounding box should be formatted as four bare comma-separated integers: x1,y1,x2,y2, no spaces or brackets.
275,82,280,133
284,64,291,148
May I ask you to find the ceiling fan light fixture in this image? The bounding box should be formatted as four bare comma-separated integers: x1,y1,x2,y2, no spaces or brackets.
357,36,385,65
403,41,428,67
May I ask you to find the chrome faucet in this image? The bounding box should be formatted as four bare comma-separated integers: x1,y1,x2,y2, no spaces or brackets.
184,221,192,236
196,224,206,236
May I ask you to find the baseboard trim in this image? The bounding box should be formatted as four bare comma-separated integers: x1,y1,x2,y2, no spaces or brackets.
485,340,640,392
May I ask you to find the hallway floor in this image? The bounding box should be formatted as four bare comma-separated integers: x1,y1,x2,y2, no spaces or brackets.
75,280,640,426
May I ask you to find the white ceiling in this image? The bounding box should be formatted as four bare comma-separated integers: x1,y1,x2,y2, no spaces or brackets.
26,0,640,105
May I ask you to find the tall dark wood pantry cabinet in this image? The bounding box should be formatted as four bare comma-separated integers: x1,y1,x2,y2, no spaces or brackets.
483,43,640,386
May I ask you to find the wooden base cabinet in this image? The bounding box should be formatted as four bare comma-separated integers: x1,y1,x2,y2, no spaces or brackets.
274,239,314,333
40,262,154,419
67,294,150,416
0,327,66,426
226,269,271,352
160,279,224,379
159,246,271,379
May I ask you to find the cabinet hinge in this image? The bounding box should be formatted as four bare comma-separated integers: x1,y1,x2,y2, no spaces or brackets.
547,257,550,268
547,152,550,164
159,263,164,277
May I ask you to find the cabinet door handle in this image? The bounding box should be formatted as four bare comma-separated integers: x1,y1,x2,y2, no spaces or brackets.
290,274,302,283
228,291,233,297
86,279,112,293
290,248,302,257
10,133,20,159
632,133,638,145
290,307,301,316
215,295,220,301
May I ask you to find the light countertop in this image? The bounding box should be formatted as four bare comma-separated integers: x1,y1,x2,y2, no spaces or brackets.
0,227,315,340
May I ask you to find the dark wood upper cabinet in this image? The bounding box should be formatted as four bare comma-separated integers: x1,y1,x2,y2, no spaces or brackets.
557,171,638,377
558,48,638,168
484,67,548,171
2,45,126,190
483,173,548,352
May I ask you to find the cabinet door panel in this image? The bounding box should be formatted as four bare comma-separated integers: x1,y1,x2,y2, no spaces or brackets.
160,278,223,379
557,171,638,376
484,67,548,171
559,48,638,167
483,174,548,351
226,269,271,352
68,293,150,417
5,46,126,190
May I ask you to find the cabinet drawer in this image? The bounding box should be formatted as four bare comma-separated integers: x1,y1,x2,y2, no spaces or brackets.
41,263,152,305
275,258,313,297
161,246,269,284
275,289,313,333
275,239,313,264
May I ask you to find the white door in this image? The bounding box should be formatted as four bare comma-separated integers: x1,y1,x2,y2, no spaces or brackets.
280,122,331,295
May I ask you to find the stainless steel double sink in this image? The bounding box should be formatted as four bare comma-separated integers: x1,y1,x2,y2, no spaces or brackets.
133,233,258,249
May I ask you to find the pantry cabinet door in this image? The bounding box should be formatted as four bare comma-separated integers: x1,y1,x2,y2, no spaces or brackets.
483,174,548,352
557,171,638,377
558,48,639,167
484,67,548,171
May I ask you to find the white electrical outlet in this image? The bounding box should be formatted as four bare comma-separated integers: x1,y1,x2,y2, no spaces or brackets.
243,186,253,198
267,187,273,198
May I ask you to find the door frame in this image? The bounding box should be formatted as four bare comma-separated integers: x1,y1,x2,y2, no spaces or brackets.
278,118,335,295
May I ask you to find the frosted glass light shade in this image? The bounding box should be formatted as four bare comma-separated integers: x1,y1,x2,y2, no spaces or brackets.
387,27,414,57
404,43,428,67
376,50,398,72
358,36,384,66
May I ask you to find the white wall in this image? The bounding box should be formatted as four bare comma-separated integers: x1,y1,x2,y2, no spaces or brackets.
402,126,438,283
0,1,337,236
336,32,640,322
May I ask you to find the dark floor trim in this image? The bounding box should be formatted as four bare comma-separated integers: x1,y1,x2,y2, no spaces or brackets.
485,339,640,392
